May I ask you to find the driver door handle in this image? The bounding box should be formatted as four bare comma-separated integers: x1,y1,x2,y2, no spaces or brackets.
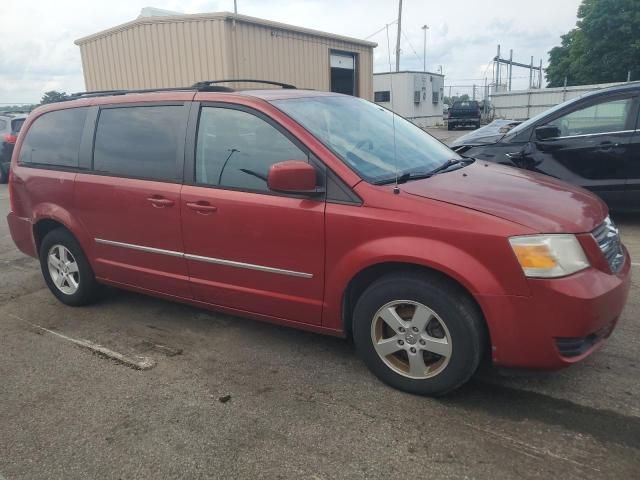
186,201,218,214
597,141,619,151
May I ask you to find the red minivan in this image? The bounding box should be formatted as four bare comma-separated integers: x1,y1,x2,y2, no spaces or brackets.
6,82,631,395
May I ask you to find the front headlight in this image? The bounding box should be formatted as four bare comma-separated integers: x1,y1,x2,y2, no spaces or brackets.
509,234,589,278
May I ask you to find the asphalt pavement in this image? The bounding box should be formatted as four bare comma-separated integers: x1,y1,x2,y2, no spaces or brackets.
1,151,639,479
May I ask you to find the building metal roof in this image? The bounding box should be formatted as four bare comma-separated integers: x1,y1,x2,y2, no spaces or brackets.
74,11,377,48
374,70,445,77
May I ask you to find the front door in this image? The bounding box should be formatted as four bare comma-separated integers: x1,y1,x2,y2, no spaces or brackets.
75,103,191,298
532,95,637,208
181,104,325,325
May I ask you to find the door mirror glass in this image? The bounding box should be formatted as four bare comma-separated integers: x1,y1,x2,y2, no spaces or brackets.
267,160,318,194
535,125,561,141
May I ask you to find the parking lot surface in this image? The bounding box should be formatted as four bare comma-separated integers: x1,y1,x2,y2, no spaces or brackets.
1,181,639,479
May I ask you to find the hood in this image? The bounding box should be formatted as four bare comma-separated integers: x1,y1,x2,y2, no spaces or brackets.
401,161,607,233
450,119,521,147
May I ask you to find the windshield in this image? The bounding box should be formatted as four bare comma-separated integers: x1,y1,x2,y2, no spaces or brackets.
272,96,459,184
505,95,584,137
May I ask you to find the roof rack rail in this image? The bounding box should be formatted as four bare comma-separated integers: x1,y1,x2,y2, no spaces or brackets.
67,85,236,100
192,79,296,90
62,79,294,101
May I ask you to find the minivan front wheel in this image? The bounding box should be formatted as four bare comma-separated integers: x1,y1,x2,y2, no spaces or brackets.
353,272,485,396
39,228,100,306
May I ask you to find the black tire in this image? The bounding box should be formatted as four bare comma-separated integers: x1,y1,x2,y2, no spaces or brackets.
39,228,101,306
352,271,485,396
475,122,481,129
447,123,453,131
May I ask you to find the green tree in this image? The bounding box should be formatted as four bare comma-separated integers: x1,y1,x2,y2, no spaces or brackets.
546,0,640,87
40,91,68,105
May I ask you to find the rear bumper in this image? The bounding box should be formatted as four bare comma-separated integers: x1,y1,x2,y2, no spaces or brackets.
448,117,480,125
479,251,631,370
6,212,37,257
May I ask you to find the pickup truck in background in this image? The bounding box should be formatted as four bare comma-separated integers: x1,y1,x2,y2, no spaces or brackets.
447,100,481,130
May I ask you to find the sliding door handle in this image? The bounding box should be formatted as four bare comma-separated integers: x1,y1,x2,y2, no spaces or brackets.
147,196,175,208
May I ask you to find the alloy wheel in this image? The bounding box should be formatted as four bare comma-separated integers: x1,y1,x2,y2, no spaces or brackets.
47,244,80,295
370,300,452,379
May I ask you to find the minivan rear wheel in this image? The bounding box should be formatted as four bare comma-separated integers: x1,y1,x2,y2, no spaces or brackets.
39,228,100,306
352,272,485,396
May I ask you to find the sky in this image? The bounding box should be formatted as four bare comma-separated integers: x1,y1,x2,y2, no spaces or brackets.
0,0,583,104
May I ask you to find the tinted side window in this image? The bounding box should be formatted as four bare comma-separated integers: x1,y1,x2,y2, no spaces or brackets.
196,107,307,192
19,108,87,167
93,106,183,181
545,98,633,137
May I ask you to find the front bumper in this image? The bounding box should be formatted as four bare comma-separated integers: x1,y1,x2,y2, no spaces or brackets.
478,250,631,370
7,212,37,257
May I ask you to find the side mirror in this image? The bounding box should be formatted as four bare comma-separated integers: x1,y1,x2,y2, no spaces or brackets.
267,160,321,195
535,125,561,141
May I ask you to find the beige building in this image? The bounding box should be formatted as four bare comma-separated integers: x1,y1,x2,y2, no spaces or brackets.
74,11,376,99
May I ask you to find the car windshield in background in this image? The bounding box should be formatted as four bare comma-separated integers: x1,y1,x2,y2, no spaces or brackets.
273,96,460,184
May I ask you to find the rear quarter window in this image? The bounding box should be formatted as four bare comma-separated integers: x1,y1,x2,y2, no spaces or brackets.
19,108,87,167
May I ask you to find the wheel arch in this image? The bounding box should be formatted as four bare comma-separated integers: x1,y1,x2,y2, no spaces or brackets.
341,261,488,341
33,218,70,254
32,208,92,259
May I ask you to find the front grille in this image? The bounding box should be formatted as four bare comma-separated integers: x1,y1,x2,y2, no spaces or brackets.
556,322,614,358
592,216,625,274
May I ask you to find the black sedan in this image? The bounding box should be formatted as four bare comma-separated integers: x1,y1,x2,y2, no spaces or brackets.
451,82,640,211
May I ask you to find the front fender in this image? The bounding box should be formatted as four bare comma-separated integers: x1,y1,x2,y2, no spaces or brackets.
322,235,530,331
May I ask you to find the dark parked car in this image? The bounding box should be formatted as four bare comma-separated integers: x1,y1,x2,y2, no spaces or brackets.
0,112,27,183
447,100,481,130
451,83,640,211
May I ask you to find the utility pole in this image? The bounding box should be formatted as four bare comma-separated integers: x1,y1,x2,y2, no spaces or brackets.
421,25,429,72
539,59,543,88
395,0,403,71
529,56,533,89
496,44,501,90
508,49,513,91
234,0,237,13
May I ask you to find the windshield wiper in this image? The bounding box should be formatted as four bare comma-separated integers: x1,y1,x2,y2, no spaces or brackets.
375,158,470,185
424,158,466,176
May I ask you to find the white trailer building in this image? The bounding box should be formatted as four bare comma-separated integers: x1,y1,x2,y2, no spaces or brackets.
373,71,445,127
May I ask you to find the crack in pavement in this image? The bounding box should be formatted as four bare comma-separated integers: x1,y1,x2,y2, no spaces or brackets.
7,312,156,370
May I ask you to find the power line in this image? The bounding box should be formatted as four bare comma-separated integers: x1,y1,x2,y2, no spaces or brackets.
364,19,398,40
401,30,422,65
